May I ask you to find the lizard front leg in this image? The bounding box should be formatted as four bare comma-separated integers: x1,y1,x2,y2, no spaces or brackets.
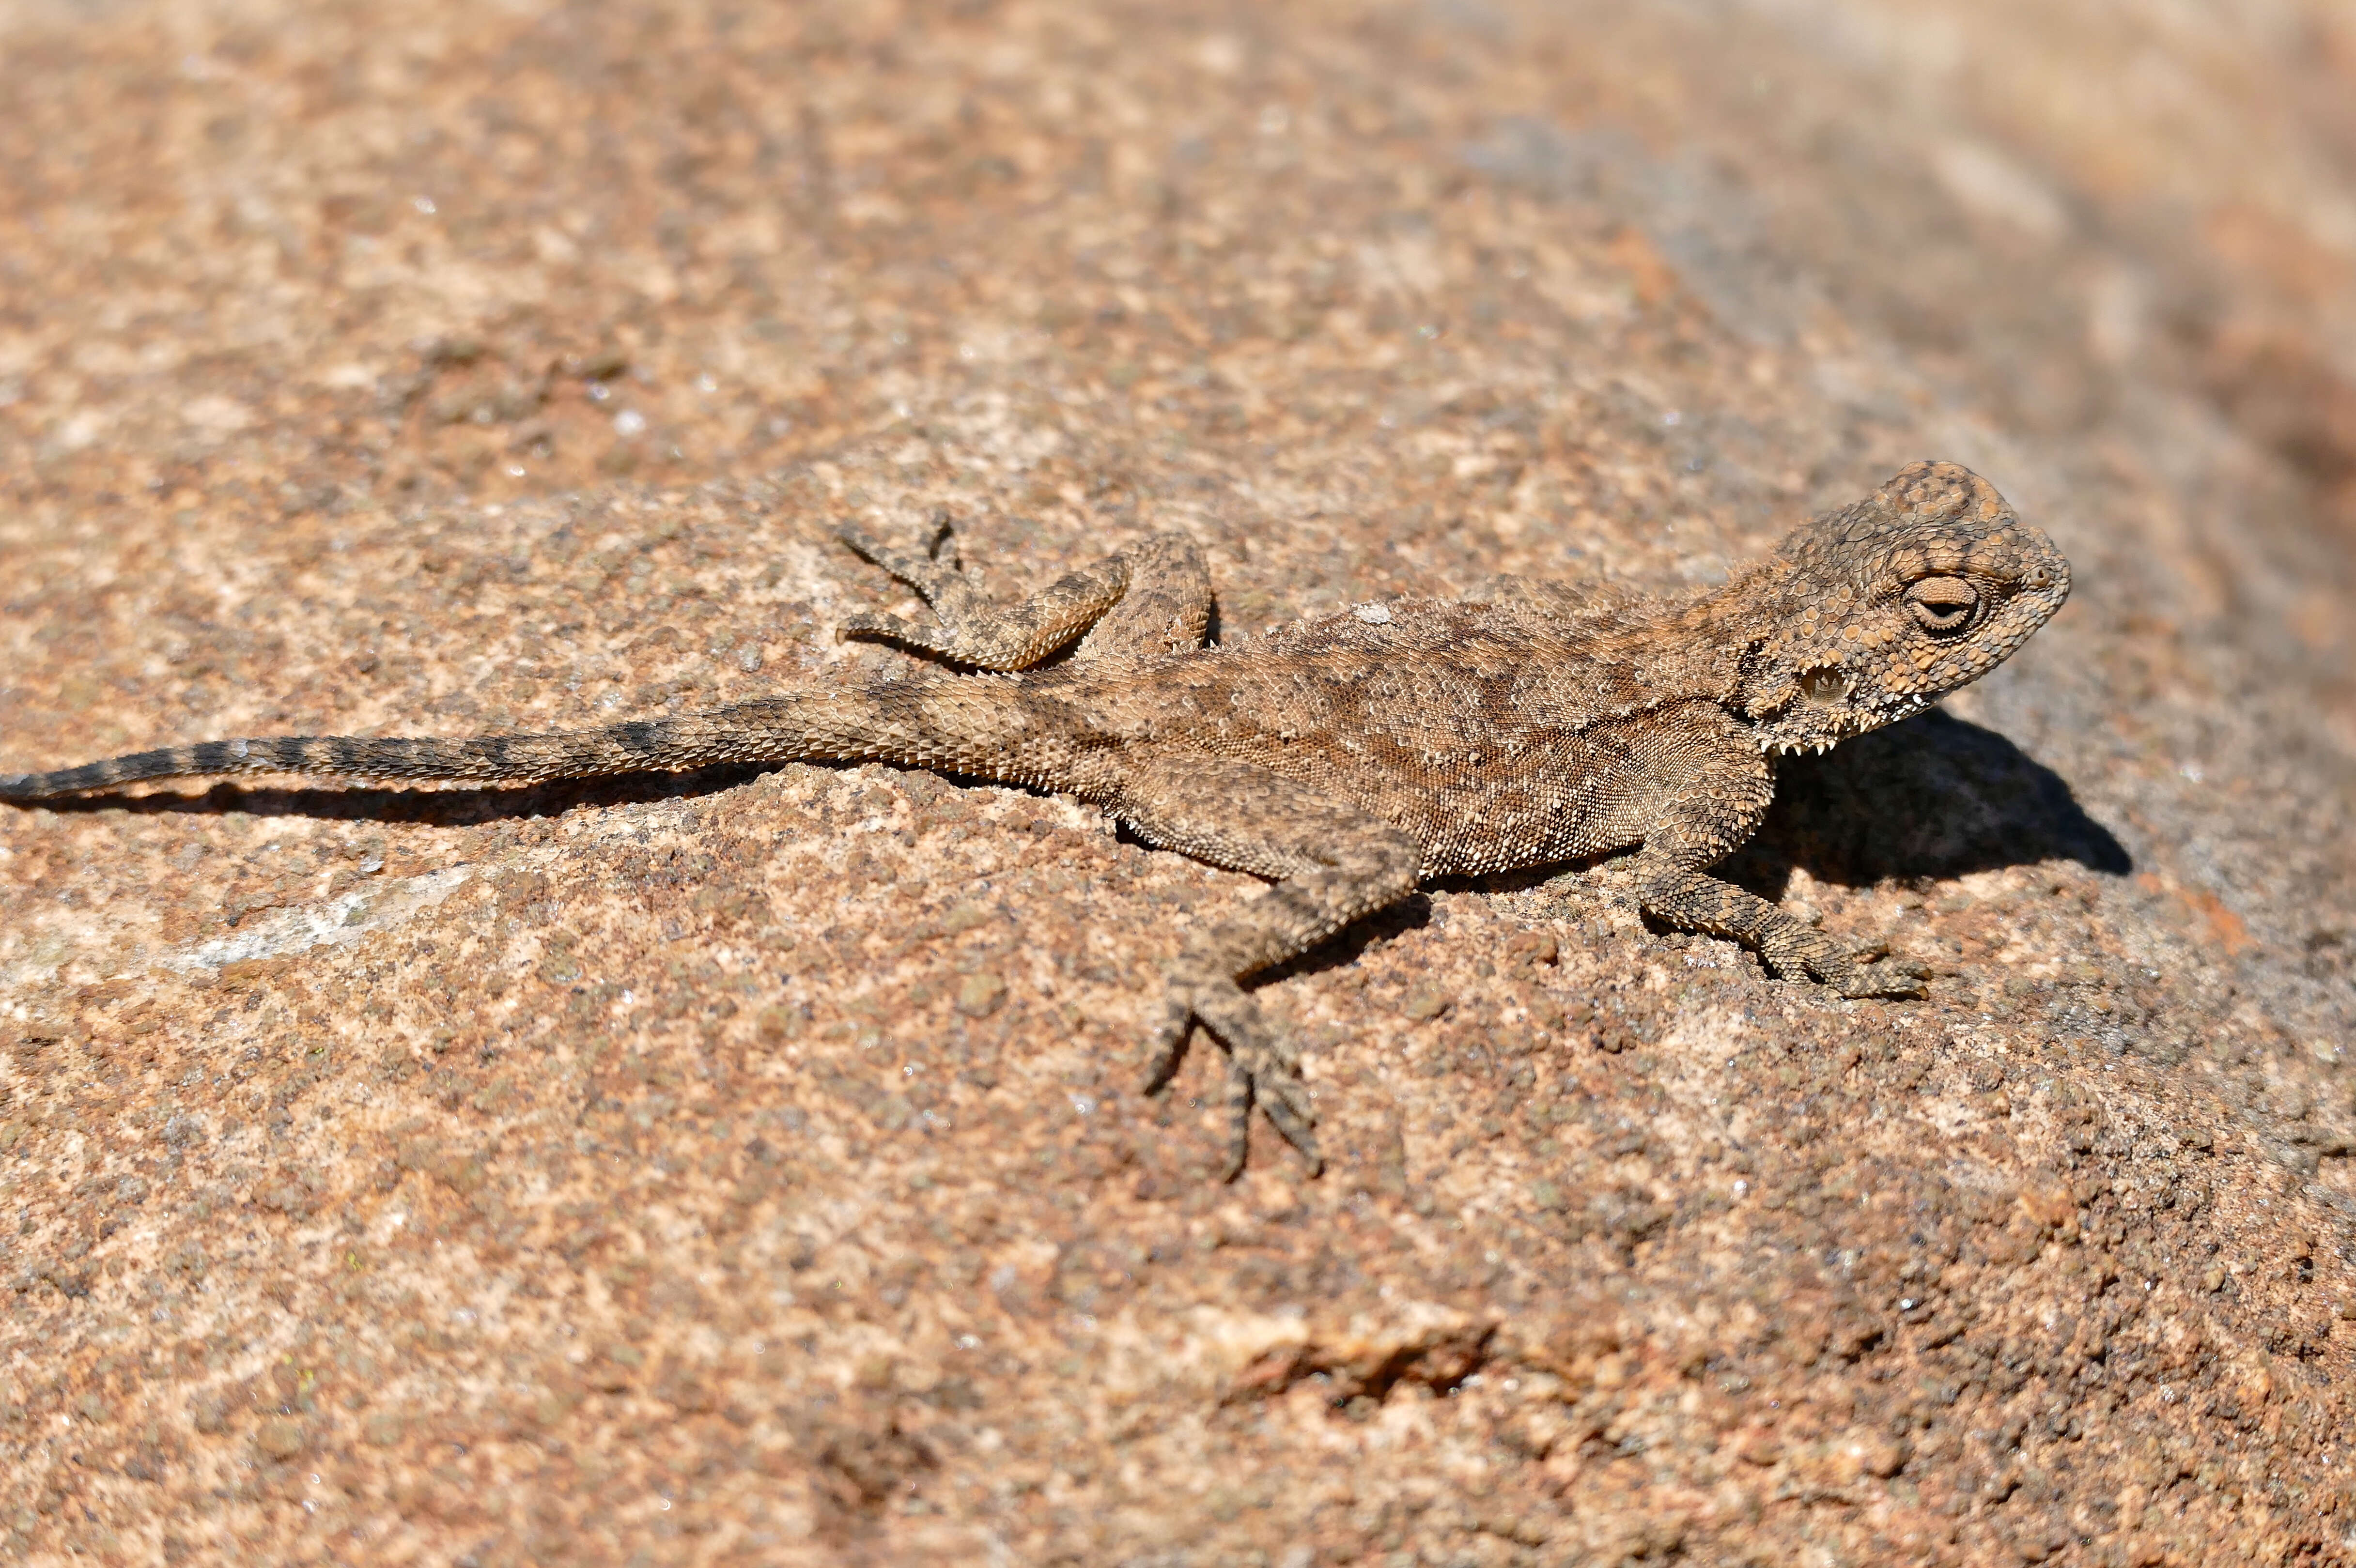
1622,710,1926,998
1109,754,1423,1179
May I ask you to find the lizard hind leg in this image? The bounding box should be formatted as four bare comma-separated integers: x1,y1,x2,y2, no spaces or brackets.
836,524,1210,670
1117,755,1423,1180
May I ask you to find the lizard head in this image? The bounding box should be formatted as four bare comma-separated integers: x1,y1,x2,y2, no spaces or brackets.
1734,461,2070,755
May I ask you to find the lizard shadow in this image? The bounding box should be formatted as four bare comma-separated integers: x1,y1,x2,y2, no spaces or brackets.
1419,709,2128,920
1716,708,2132,894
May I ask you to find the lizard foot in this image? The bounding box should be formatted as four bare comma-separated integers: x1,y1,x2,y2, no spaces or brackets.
834,521,973,649
1141,978,1323,1181
1760,924,1929,999
1825,954,1930,999
835,519,959,600
833,520,1126,670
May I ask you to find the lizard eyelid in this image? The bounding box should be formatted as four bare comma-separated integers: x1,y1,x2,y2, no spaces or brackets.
1903,575,1980,636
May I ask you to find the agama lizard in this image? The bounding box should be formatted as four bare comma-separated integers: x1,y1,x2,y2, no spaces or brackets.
2,460,2070,1176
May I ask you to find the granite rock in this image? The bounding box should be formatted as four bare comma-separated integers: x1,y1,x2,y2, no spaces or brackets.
4,1,2356,1564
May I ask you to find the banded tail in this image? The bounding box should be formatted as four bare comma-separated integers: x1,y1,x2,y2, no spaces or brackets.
0,676,1094,801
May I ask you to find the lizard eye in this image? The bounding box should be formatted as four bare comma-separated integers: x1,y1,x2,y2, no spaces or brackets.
1904,575,1980,636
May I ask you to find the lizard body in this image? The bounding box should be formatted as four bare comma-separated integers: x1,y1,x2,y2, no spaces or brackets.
2,461,2069,1175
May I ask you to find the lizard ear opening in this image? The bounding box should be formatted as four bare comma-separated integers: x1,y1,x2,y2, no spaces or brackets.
1798,666,1852,706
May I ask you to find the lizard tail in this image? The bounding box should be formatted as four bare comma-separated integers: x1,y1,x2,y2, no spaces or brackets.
0,676,1097,800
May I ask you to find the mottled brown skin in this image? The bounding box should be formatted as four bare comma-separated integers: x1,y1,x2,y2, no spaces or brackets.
2,461,2069,1177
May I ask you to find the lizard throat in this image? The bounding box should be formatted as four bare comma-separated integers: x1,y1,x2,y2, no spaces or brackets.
1754,691,1939,756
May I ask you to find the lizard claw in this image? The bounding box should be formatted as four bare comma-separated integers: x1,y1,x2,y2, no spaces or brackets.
1140,977,1323,1181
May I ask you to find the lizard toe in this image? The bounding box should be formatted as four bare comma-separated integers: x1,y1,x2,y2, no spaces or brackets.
1834,954,1929,999
1253,1077,1324,1175
837,610,929,647
1219,1055,1255,1181
1799,944,1927,998
1756,921,1924,999
1139,995,1196,1096
836,523,963,605
1211,1046,1321,1181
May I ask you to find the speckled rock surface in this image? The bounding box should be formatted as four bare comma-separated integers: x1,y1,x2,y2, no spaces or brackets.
5,2,2356,1564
